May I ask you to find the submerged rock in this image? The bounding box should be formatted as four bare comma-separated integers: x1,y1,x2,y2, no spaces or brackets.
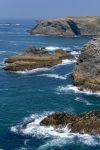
29,17,100,36
40,111,100,135
4,47,74,71
72,36,100,92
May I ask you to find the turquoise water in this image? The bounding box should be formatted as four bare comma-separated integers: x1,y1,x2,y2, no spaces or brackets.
0,20,100,150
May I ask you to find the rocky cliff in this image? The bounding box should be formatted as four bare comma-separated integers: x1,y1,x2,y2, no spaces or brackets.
29,16,100,36
4,47,73,71
72,36,100,92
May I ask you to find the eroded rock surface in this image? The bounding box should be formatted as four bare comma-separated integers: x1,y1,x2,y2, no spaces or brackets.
29,17,100,36
40,111,100,135
4,47,73,71
72,36,100,92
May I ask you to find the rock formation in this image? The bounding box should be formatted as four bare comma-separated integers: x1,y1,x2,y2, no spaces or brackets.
40,111,100,135
29,16,100,36
4,47,73,71
72,36,100,92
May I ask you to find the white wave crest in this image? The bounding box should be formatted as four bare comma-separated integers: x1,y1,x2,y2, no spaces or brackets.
38,74,67,80
11,112,100,148
71,50,81,55
62,59,77,65
45,46,69,51
57,85,100,96
15,68,50,74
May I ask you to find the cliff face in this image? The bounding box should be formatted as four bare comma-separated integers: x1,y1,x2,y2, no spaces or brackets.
72,36,100,91
29,17,100,36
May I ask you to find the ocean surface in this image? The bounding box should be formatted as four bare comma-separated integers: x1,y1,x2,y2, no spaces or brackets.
0,20,100,150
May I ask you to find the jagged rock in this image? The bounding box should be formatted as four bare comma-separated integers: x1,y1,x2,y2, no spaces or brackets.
29,17,100,36
72,36,100,92
40,111,100,135
4,47,74,71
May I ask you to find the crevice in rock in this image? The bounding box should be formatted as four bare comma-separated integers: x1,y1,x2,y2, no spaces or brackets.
67,20,81,35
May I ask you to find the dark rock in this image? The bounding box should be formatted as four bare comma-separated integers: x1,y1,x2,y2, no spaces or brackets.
40,111,100,135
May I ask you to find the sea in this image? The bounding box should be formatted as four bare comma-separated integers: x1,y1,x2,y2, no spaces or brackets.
0,20,100,150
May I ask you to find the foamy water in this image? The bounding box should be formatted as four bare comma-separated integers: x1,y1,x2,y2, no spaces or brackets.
62,59,77,64
71,51,81,55
38,74,67,80
57,85,100,96
45,46,69,51
15,68,50,74
11,112,100,148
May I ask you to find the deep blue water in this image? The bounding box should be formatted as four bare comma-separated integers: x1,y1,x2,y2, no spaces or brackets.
0,20,100,150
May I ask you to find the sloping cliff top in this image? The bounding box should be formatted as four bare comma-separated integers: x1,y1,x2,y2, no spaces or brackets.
29,16,100,36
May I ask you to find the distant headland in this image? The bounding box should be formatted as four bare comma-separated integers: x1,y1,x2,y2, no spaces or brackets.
29,16,100,36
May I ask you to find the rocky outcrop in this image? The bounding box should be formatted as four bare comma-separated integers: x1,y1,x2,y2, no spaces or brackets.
72,36,100,92
40,111,100,135
4,47,73,71
29,17,100,36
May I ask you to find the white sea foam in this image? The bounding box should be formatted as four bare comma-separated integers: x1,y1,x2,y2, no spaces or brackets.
45,46,69,51
38,74,67,80
71,50,81,55
57,85,100,96
11,112,100,148
75,97,93,106
15,68,50,74
62,59,77,65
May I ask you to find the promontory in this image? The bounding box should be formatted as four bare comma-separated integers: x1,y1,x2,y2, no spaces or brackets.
29,16,100,36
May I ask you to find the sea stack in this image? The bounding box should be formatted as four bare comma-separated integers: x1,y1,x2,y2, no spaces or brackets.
72,36,100,92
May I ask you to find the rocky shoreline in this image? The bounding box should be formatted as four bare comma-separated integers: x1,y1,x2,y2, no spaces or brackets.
29,17,100,36
21,111,100,135
4,47,74,71
72,36,100,92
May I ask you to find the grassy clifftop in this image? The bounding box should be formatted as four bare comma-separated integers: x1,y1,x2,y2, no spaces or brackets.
30,16,100,36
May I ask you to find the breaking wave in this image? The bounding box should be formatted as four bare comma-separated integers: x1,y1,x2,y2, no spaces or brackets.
57,85,100,96
70,50,81,55
45,46,70,51
10,112,100,148
15,68,50,74
37,74,67,80
62,59,77,65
